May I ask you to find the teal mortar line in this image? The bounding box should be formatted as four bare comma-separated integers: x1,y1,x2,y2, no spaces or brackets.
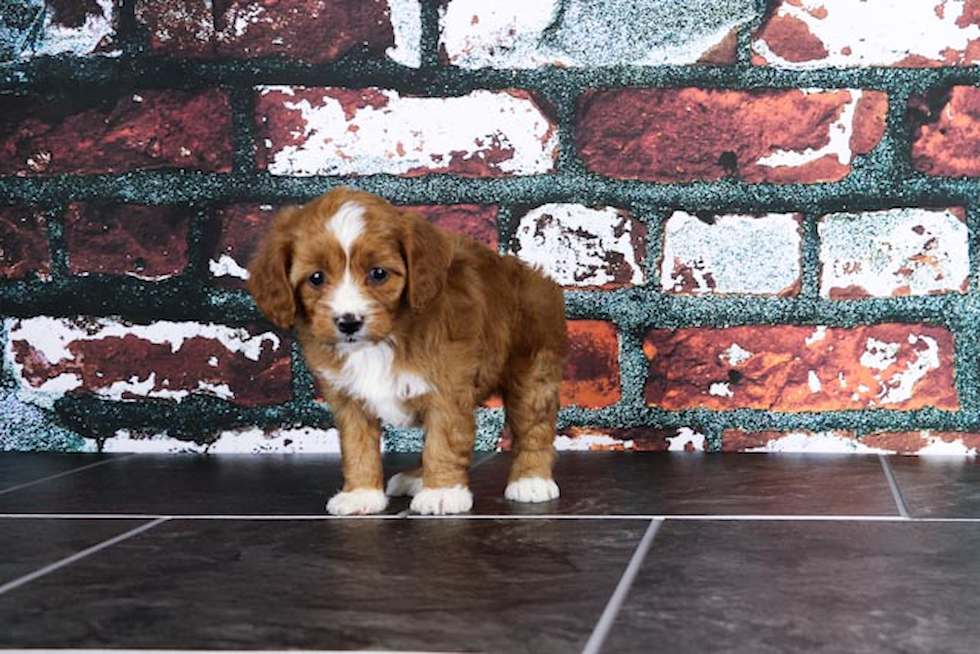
2,3,980,449
8,172,980,212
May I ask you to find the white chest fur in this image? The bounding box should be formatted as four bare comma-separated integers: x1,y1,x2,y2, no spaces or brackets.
318,342,431,427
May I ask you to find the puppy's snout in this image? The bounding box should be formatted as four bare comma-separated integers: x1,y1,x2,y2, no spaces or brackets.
335,313,364,336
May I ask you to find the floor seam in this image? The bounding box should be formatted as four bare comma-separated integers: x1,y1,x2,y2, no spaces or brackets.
0,455,133,497
0,650,451,654
581,518,663,654
469,451,502,471
878,454,912,519
2,513,978,522
0,516,171,597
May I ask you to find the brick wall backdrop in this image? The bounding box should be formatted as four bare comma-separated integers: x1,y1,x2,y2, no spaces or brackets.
2,0,980,455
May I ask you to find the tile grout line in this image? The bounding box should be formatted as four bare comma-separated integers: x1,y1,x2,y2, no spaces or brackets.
470,451,502,470
878,455,911,519
0,647,463,654
580,518,664,654
401,513,930,522
3,513,979,523
0,455,133,497
0,516,171,597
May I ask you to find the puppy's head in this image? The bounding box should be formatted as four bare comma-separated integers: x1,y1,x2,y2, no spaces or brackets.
248,188,452,346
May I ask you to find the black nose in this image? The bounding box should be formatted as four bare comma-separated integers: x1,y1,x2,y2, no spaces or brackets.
335,314,364,336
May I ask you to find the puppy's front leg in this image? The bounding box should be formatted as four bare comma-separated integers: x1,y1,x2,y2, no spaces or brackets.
326,399,388,516
411,399,475,515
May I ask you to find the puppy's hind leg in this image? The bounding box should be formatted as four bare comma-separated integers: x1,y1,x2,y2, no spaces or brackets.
386,466,423,497
502,349,562,503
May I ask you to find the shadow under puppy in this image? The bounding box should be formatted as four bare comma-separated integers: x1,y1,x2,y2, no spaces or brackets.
248,187,568,515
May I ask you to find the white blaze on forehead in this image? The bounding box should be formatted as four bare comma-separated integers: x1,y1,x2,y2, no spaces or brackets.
324,200,372,317
325,200,367,258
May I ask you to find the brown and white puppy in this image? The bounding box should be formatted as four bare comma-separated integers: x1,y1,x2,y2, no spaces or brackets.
248,187,567,515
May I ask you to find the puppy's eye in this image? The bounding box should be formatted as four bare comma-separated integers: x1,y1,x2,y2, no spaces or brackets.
308,271,326,288
368,268,389,285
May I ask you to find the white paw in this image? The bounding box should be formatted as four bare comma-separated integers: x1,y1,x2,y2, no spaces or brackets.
410,486,473,515
326,489,388,516
505,477,560,503
386,471,424,497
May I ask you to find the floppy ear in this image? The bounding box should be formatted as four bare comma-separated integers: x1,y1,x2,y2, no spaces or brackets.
402,210,452,311
247,206,302,330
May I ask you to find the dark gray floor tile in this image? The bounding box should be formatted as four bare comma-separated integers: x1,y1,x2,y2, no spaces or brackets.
0,453,120,494
603,520,980,654
465,452,900,516
0,454,427,516
0,518,646,653
886,456,980,519
0,519,142,587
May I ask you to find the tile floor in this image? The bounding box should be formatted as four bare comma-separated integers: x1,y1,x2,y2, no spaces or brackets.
0,450,978,653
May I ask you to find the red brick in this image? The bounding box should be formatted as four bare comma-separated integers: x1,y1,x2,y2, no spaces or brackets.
724,429,784,452
7,317,291,407
66,203,190,279
211,204,278,288
726,429,980,455
563,320,620,408
862,431,980,455
557,427,705,452
722,429,868,453
753,12,828,65
0,207,50,279
753,0,980,68
644,324,957,412
135,0,394,62
700,30,740,65
0,90,233,175
216,0,393,61
911,86,980,177
134,0,214,57
408,205,499,249
576,88,887,183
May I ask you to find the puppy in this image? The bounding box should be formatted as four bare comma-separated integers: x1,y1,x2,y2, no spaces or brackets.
248,187,568,515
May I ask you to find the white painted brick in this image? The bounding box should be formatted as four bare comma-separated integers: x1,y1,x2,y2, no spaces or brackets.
555,427,707,452
736,430,980,455
511,204,646,288
440,0,756,68
386,0,422,68
554,432,632,451
89,426,341,454
29,0,118,58
754,0,980,68
913,435,979,456
862,431,980,455
818,208,969,299
257,87,557,177
661,212,802,296
5,316,285,406
743,431,890,454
